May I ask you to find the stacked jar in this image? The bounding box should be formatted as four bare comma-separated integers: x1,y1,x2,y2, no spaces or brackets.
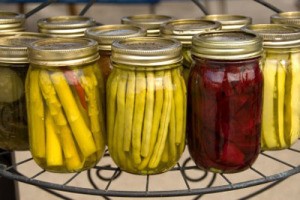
200,14,252,30
0,32,50,150
26,38,106,172
0,11,25,32
121,14,173,36
160,19,221,84
271,11,300,27
242,24,300,150
85,24,146,85
188,31,263,173
107,37,186,174
37,15,96,38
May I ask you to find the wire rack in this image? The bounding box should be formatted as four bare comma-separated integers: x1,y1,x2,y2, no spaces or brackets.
1,0,300,198
1,140,300,198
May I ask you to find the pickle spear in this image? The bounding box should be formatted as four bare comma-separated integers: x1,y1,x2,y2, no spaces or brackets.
277,55,288,147
262,53,278,149
287,52,300,145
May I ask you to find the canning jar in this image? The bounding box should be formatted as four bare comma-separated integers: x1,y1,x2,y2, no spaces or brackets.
27,38,106,172
85,24,146,85
0,32,49,151
107,37,186,174
188,31,263,173
271,11,300,26
37,15,96,38
200,14,252,30
160,19,221,84
243,24,300,150
0,11,25,32
121,14,173,36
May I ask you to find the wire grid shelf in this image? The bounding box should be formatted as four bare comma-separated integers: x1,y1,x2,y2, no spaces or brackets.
0,0,299,198
1,140,300,198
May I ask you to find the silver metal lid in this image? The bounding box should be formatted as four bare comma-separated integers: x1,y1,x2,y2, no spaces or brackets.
111,37,182,66
192,30,263,60
85,24,146,51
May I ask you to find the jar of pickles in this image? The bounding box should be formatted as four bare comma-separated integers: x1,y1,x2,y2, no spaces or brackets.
243,24,300,150
26,38,106,172
200,14,252,30
271,11,300,26
107,37,186,174
160,19,221,84
0,11,25,33
188,31,263,173
0,32,49,151
121,14,173,36
37,15,96,38
85,24,146,84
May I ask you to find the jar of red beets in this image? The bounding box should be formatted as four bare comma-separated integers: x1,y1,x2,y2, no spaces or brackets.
188,31,263,173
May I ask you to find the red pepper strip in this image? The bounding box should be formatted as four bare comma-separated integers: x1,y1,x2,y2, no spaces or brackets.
63,69,88,110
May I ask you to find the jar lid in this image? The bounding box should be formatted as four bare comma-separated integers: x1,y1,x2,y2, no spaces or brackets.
37,15,96,38
200,14,252,30
28,38,99,67
191,30,262,60
271,11,300,26
160,19,221,46
121,14,173,36
85,24,146,51
0,11,25,32
111,37,182,66
242,24,300,48
0,32,50,64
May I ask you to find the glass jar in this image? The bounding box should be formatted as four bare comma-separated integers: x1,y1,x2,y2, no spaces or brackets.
108,37,186,174
85,24,146,85
27,38,106,172
121,14,173,36
200,14,252,30
189,31,263,173
242,24,300,150
0,11,25,32
271,11,300,26
37,15,96,38
0,32,49,151
160,19,221,84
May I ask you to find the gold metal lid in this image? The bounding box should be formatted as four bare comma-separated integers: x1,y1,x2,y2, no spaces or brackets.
85,24,146,51
192,30,262,60
160,19,221,46
0,32,50,64
28,38,99,67
121,14,174,36
271,11,300,26
37,15,96,38
242,24,300,48
111,37,182,66
200,14,252,30
0,11,25,32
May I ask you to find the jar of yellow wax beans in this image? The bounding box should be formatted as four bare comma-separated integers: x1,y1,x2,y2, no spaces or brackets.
107,37,186,174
